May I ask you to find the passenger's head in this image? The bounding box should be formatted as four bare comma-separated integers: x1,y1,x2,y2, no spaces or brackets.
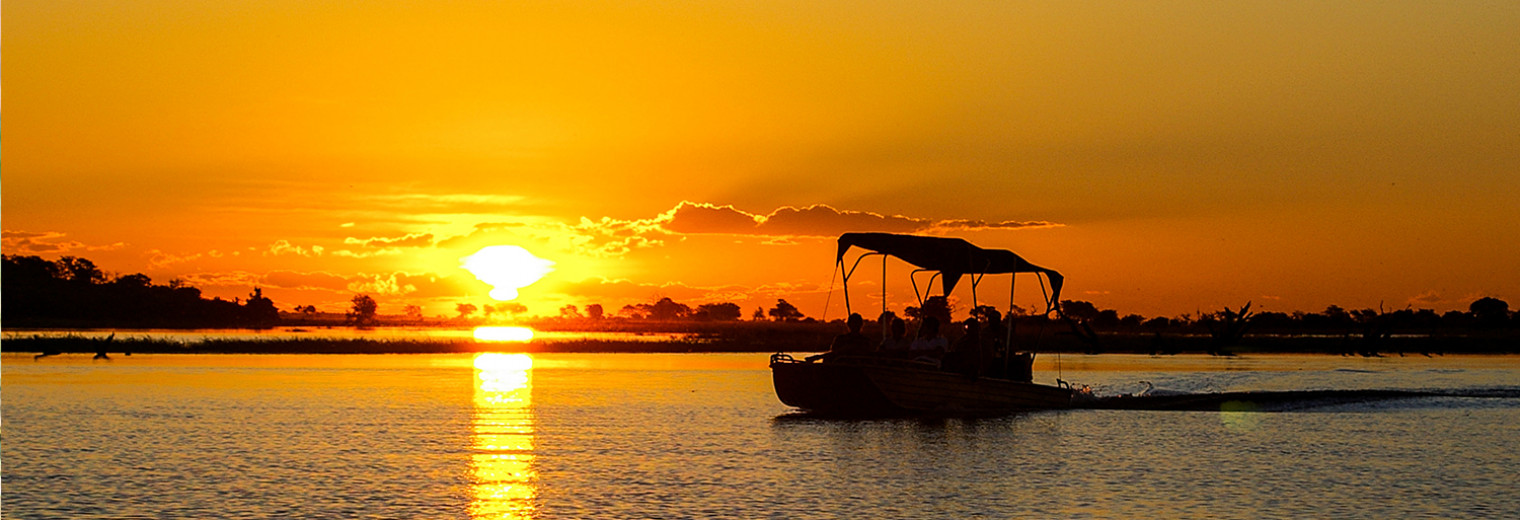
920,316,940,337
846,313,863,332
980,309,1002,325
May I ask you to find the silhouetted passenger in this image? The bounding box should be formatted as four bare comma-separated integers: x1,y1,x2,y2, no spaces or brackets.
980,310,1006,378
947,318,982,376
808,313,873,362
877,311,897,337
879,317,910,354
908,316,948,363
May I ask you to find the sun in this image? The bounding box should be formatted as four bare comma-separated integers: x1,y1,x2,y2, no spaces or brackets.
461,245,555,301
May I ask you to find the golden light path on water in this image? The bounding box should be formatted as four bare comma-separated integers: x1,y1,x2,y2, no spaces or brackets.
471,353,536,519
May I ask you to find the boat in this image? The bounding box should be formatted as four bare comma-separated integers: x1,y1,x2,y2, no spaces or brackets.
770,232,1077,415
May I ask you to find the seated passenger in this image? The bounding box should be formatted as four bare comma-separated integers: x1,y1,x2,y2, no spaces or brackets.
979,309,1006,378
908,316,948,363
808,313,873,362
879,317,910,354
947,318,982,376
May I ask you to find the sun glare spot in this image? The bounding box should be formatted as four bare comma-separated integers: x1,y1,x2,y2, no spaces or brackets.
474,326,536,343
461,245,555,301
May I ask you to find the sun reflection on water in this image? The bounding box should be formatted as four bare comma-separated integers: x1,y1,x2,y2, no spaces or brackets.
472,353,535,519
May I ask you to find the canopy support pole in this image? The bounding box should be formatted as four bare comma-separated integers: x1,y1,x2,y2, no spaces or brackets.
841,252,885,317
909,269,940,306
970,272,983,309
1006,274,1016,376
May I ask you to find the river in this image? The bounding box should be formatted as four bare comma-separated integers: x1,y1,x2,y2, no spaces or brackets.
3,352,1517,518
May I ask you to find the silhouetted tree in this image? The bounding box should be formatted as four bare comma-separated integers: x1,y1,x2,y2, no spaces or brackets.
495,303,528,317
348,294,378,326
620,304,644,319
456,303,479,320
1352,306,1393,355
969,305,999,321
56,256,105,285
403,304,424,322
585,303,605,320
1470,297,1511,327
644,297,691,320
114,273,153,290
1200,302,1254,354
695,302,742,321
242,288,280,327
1322,305,1352,326
1094,309,1121,329
560,304,583,319
1060,300,1101,323
752,307,766,321
3,254,281,328
768,299,803,321
1055,299,1102,353
1441,310,1474,328
904,296,952,328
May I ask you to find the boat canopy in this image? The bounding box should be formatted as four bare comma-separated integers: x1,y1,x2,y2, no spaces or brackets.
836,232,1064,311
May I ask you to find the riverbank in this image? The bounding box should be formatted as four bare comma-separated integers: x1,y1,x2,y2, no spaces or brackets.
4,330,1515,355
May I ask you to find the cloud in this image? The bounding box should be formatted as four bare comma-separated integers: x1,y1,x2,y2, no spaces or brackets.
556,277,710,303
1408,290,1444,306
428,201,1062,259
265,240,324,257
573,201,1062,244
344,233,435,248
755,205,928,236
261,270,351,291
1,230,125,254
660,202,763,234
569,216,669,256
347,273,419,296
147,249,205,269
343,272,458,298
330,249,404,258
553,277,827,311
181,271,264,288
927,219,1063,232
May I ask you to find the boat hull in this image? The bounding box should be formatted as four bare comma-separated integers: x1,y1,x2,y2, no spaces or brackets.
771,355,1073,415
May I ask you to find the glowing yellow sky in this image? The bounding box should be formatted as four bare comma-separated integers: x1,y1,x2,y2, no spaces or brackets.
5,1,1518,318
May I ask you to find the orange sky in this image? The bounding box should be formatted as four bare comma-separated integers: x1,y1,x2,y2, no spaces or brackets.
5,1,1518,319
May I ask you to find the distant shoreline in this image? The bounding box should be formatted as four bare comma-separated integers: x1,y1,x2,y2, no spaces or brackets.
4,331,1516,356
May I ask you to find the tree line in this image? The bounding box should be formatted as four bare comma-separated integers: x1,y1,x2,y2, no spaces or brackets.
1056,298,1516,332
2,255,279,328
5,254,1514,335
550,297,806,322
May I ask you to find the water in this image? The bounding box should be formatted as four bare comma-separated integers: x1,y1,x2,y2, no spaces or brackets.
4,353,1518,519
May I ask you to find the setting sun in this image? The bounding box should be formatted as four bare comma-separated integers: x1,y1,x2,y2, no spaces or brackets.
461,246,556,301
473,327,536,343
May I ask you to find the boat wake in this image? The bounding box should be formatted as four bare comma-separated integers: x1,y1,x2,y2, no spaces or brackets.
1077,387,1520,412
